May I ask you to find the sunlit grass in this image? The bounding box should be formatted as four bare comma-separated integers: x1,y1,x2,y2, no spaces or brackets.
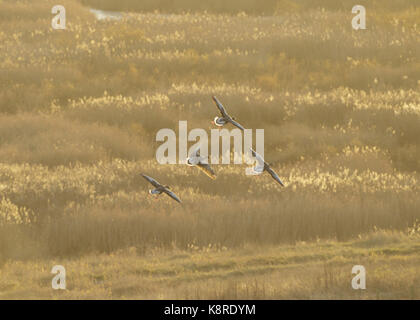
0,0,419,299
1,231,419,299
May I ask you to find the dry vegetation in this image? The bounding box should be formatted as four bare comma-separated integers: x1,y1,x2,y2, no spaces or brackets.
1,232,419,299
0,0,419,299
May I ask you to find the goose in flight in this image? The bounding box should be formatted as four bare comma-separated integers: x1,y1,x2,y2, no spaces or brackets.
186,147,216,180
211,96,245,131
141,174,182,203
248,148,284,187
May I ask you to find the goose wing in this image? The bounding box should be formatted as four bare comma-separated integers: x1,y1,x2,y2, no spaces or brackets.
266,166,285,187
163,188,182,203
197,163,216,180
212,96,229,118
187,145,202,159
229,118,245,131
141,174,162,188
250,148,266,168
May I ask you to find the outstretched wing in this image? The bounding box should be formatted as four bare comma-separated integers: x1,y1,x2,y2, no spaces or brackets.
212,96,229,118
229,118,245,131
141,174,161,188
197,163,216,180
163,189,182,203
187,145,203,159
250,148,266,168
266,167,285,187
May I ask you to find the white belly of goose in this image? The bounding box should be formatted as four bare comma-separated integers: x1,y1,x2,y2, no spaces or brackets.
149,189,162,195
214,117,227,126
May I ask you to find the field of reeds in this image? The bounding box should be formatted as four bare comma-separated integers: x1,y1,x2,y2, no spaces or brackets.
0,0,419,299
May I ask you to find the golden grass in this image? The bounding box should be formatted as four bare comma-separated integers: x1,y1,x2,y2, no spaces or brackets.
1,231,419,299
0,0,419,299
80,0,419,14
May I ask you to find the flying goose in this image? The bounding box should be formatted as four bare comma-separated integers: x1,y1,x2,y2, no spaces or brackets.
249,148,284,187
141,174,182,203
211,96,245,131
186,147,216,180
